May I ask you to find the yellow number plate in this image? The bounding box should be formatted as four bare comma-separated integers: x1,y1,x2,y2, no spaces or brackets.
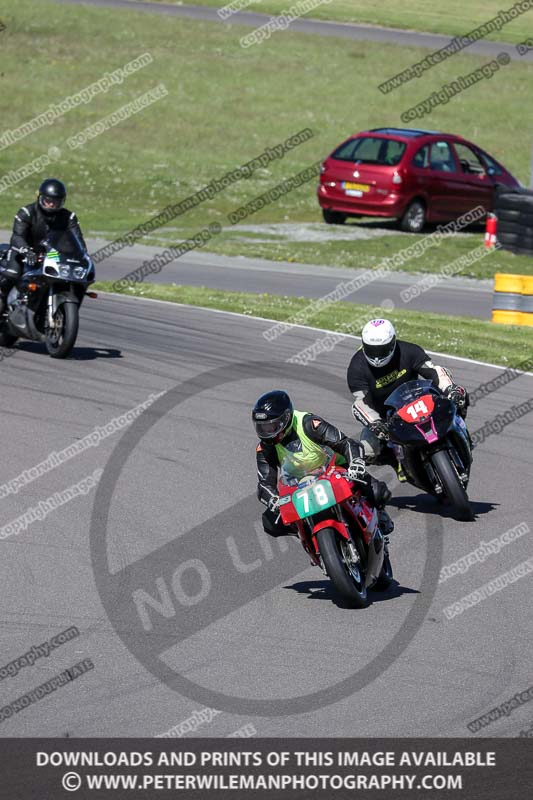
343,182,370,191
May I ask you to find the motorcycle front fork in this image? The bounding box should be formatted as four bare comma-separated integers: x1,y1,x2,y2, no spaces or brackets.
47,290,56,329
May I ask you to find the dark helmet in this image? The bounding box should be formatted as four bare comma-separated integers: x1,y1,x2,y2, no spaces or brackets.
38,178,67,215
252,390,294,441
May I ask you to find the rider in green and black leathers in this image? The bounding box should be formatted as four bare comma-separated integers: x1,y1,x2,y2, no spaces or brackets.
0,179,87,313
253,390,393,537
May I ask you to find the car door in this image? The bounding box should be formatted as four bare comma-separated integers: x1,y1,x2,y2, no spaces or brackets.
425,140,466,219
450,141,494,214
409,143,432,206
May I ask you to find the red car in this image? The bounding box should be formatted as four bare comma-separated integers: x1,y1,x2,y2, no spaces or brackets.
317,127,521,232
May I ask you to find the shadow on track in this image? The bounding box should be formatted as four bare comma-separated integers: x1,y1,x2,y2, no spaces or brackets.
15,342,123,360
284,579,419,609
388,492,497,520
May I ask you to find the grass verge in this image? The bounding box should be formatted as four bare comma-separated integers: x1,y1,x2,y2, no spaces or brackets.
93,281,533,366
1,1,532,236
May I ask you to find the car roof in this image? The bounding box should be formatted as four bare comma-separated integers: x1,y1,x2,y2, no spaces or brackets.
367,127,442,138
359,128,473,145
328,128,489,161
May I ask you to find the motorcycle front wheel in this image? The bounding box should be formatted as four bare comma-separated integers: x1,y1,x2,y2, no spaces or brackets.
45,302,79,358
431,449,473,521
317,528,368,608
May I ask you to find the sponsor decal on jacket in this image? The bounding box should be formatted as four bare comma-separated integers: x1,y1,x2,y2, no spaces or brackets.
375,368,407,389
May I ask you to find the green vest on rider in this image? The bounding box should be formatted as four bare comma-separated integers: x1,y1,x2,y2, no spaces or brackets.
274,410,347,477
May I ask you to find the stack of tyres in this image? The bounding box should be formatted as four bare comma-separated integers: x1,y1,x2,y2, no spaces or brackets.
494,189,533,255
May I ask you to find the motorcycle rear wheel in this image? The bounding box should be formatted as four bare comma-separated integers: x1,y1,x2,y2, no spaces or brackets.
317,528,368,608
46,302,79,359
0,328,18,347
431,449,473,521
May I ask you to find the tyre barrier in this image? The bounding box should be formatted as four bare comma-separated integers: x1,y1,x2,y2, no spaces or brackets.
492,273,533,326
494,188,533,256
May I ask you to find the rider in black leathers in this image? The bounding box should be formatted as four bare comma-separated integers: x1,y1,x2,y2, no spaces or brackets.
347,319,469,475
0,179,86,312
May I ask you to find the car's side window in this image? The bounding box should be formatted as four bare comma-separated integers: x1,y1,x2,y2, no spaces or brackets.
429,142,457,172
453,143,487,175
412,145,430,169
477,150,504,176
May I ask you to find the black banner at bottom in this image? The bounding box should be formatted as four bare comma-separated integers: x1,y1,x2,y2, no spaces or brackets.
0,739,530,799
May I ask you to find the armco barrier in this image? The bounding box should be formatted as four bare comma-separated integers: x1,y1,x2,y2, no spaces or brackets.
492,273,533,326
519,275,533,326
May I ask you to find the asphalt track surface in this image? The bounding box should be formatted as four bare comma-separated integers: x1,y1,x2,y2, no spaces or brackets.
0,293,531,737
91,240,494,320
0,230,493,320
0,231,493,319
57,0,533,63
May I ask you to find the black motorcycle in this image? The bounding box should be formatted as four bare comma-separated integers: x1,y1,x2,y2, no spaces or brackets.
0,229,96,358
384,379,474,521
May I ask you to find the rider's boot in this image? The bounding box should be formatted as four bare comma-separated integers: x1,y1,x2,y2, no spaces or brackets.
396,461,407,482
378,508,394,536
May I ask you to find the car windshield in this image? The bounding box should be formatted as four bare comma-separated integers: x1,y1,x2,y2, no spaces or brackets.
385,379,439,410
42,229,86,260
332,136,406,166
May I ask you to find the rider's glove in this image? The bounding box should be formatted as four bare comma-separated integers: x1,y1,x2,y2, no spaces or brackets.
20,247,37,268
444,384,467,408
347,457,367,484
368,419,390,441
267,494,281,513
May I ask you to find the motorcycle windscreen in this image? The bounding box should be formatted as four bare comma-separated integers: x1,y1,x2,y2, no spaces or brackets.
384,378,437,411
279,444,336,521
41,229,86,260
279,441,333,483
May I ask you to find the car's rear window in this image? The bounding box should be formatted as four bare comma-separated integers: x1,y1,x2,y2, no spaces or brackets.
331,136,406,166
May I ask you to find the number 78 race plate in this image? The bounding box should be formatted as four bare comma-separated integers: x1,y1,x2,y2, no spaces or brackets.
292,480,336,518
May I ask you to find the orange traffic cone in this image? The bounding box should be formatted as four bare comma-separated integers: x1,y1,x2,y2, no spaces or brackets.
485,213,497,249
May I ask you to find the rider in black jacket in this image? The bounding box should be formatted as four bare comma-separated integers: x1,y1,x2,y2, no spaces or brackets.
0,179,86,312
347,319,469,475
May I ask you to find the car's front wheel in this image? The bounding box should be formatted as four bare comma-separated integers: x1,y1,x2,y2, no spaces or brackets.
322,209,347,225
400,199,426,233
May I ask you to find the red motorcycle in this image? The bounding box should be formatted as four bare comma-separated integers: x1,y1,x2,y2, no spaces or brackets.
277,453,393,608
